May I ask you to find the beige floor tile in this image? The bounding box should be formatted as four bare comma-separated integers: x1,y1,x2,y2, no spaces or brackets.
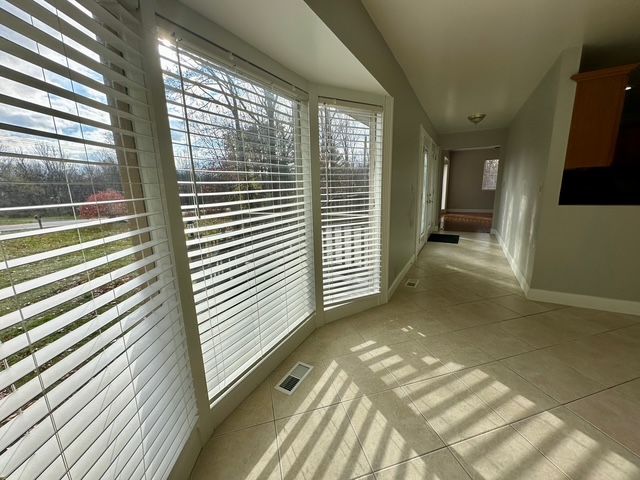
343,387,444,470
613,378,640,403
429,345,494,374
419,330,472,355
468,326,535,360
276,404,372,480
422,285,485,306
291,321,367,363
357,317,418,346
568,387,640,456
409,316,458,339
498,316,577,348
192,422,281,480
214,380,274,436
451,426,569,479
409,290,458,310
545,333,640,387
514,407,640,480
451,300,521,327
405,373,506,444
369,340,452,386
374,448,471,479
560,307,639,332
490,294,561,316
373,298,423,317
328,350,399,401
465,279,518,299
456,363,557,423
611,323,640,344
502,349,604,403
270,357,341,419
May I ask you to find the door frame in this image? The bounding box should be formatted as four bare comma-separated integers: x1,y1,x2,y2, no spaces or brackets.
416,125,440,255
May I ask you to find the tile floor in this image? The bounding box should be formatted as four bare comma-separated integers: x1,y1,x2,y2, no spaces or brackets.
191,233,640,480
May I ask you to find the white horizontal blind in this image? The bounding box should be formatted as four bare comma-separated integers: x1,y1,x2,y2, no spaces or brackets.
158,38,315,401
0,1,197,479
319,101,383,308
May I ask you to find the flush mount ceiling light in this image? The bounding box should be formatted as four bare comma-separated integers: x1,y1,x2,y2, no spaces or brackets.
468,113,487,125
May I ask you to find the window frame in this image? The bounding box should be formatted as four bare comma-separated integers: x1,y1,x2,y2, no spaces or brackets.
157,29,316,404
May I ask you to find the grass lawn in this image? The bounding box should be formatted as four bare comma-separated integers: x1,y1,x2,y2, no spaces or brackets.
1,221,147,393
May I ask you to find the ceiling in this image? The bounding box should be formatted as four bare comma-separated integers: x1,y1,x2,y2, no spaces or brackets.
362,0,640,133
179,0,385,95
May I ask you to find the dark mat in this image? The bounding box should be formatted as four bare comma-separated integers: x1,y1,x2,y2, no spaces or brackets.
428,233,460,244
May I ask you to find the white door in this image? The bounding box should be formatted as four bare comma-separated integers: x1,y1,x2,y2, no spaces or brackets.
417,132,439,252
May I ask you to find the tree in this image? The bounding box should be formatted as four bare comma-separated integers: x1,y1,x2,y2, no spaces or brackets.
79,189,128,218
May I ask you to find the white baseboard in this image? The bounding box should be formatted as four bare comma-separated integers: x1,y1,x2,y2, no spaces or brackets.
491,229,640,316
446,209,493,213
528,289,640,316
388,254,416,298
491,228,530,294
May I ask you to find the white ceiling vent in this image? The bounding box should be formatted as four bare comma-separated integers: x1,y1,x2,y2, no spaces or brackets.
275,362,313,395
405,279,419,288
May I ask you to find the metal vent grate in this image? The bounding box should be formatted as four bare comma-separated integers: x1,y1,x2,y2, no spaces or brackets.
275,362,313,395
405,279,419,288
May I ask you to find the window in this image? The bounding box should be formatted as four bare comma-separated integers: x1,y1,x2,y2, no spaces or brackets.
441,159,449,210
0,1,196,479
482,159,499,190
319,101,383,308
159,38,315,401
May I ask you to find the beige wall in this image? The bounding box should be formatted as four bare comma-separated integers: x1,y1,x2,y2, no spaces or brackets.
303,0,439,282
447,149,498,211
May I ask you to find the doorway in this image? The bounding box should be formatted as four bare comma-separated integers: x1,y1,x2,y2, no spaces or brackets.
416,127,440,253
439,148,499,233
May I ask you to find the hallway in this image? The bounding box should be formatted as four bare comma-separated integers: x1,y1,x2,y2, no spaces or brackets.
193,234,640,479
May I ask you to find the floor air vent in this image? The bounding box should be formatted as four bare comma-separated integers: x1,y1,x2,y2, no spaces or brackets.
275,362,313,395
405,279,419,288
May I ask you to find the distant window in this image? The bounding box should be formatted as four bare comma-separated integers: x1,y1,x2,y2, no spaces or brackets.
482,159,500,190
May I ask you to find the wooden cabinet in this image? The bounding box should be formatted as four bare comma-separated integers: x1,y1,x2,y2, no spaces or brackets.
564,64,638,170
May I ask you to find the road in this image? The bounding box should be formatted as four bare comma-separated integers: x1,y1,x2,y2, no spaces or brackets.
0,219,91,233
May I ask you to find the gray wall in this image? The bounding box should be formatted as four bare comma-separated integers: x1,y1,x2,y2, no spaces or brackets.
303,0,439,282
440,129,507,151
496,46,640,305
447,149,498,211
531,50,640,302
494,51,567,285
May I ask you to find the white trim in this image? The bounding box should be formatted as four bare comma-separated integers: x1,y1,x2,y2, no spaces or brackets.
388,253,416,299
491,228,530,294
381,95,394,303
447,209,494,213
492,229,640,316
315,84,386,108
323,294,381,323
527,289,640,316
308,87,325,326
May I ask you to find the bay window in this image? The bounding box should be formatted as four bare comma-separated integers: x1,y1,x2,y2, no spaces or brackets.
158,37,315,402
